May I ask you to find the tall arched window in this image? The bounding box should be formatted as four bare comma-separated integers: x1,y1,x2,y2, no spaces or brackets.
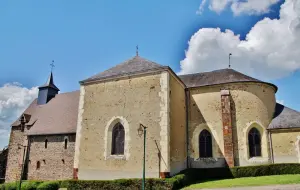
45,139,48,149
36,161,40,170
64,139,68,149
111,122,125,155
248,128,261,157
199,129,213,158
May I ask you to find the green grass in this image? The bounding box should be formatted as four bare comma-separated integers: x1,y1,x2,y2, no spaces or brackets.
185,174,300,189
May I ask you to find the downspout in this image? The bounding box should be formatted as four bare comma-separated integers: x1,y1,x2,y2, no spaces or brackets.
268,130,274,164
185,89,190,169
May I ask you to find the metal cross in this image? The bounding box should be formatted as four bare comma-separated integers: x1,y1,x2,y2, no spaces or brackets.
136,45,139,56
229,53,232,68
50,60,55,72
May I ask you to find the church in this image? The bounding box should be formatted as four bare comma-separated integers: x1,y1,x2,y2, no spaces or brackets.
4,55,300,182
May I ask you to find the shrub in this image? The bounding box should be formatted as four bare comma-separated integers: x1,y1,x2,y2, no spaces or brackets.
64,178,171,190
0,182,17,190
21,181,42,190
36,181,59,190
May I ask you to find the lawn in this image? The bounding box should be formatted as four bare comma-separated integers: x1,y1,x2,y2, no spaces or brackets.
185,174,300,189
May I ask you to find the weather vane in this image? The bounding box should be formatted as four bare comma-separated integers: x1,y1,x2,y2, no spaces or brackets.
50,60,55,72
229,53,232,68
136,45,139,56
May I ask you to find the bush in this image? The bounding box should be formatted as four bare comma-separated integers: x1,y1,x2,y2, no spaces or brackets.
22,181,42,190
0,182,17,190
36,181,59,190
64,178,171,190
2,164,300,190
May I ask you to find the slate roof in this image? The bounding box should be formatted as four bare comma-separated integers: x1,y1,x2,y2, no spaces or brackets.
12,91,79,135
39,72,60,91
179,68,277,91
268,103,300,129
81,56,168,84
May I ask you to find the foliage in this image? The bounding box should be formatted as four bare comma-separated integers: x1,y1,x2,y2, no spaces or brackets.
64,178,171,190
36,181,59,190
1,164,300,190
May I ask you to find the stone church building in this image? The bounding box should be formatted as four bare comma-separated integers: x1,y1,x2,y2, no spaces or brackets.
4,55,300,182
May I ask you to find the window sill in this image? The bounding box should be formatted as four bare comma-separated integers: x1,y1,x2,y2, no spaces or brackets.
106,155,127,160
247,157,268,163
195,157,218,163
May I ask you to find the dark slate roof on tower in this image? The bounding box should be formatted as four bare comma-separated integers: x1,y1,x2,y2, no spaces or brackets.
81,56,167,83
179,68,277,91
39,72,60,91
268,103,300,129
12,91,79,135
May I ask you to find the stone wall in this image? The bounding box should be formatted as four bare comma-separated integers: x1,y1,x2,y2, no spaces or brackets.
77,72,170,180
271,129,300,163
5,126,25,182
27,134,75,180
0,147,8,180
187,82,276,167
169,74,186,176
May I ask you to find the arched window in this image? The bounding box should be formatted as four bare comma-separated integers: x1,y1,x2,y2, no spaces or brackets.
111,122,125,155
248,128,261,157
45,139,48,149
36,161,40,170
64,139,68,149
199,129,212,158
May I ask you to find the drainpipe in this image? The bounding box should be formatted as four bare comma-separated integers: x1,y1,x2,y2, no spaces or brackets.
268,130,274,164
185,89,190,169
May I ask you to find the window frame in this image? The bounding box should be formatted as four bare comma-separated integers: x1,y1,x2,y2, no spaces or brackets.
248,127,262,158
111,122,125,155
199,129,213,158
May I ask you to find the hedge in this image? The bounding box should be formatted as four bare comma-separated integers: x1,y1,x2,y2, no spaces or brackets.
1,164,300,190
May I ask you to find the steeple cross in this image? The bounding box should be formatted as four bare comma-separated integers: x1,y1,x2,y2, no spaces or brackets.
50,60,55,72
229,53,232,68
136,45,139,56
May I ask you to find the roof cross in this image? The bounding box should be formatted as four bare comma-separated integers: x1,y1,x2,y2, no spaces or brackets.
136,45,139,56
50,60,55,72
229,53,232,68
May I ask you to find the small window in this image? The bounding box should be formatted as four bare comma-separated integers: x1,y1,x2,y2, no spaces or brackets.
45,139,48,149
111,123,125,155
199,129,213,158
62,159,65,164
36,161,40,170
248,128,261,157
64,139,68,149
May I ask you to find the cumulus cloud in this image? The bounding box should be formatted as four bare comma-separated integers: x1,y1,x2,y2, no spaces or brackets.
277,100,285,105
184,0,300,80
197,0,280,15
0,83,38,148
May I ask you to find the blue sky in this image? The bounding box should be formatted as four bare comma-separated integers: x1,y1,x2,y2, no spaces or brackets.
0,0,299,148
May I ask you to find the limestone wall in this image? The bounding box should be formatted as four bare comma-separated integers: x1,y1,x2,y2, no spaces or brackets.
271,129,300,163
5,126,25,182
77,72,170,180
188,82,276,167
27,134,75,180
169,74,186,176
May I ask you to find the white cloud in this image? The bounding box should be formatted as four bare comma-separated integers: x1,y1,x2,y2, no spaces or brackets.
231,0,280,16
184,0,300,80
196,0,208,15
277,100,285,104
0,83,38,148
197,0,280,15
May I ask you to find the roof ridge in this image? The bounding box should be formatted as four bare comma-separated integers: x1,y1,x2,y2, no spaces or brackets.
178,68,231,76
81,56,165,84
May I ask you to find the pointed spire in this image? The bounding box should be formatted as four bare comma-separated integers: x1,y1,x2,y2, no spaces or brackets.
40,71,59,91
